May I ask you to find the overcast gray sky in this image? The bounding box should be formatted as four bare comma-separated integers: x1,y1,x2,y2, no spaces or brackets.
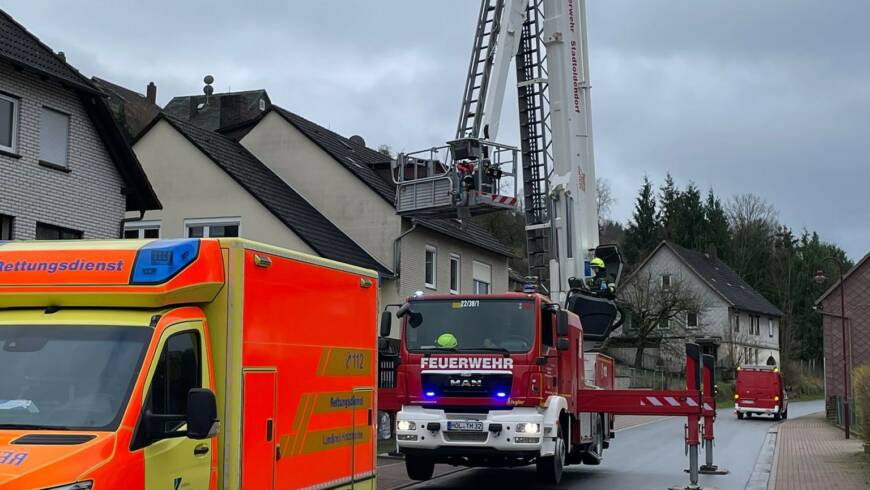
6,1,868,259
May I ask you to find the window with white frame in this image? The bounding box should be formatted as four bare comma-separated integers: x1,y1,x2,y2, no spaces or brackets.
686,311,699,329
768,318,774,338
661,274,671,290
733,314,740,333
751,315,760,336
0,93,19,153
39,107,70,167
472,260,491,294
185,218,240,238
424,245,437,289
449,254,460,294
0,214,13,240
123,220,161,239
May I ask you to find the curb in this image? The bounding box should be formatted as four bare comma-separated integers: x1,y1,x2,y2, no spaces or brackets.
746,425,778,490
765,425,781,490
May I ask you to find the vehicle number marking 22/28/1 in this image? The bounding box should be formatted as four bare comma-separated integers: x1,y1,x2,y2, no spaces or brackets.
453,300,480,309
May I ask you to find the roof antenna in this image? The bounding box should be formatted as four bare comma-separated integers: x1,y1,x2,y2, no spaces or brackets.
197,75,214,111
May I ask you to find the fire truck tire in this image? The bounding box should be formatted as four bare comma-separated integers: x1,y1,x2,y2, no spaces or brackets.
536,424,565,484
737,412,744,420
773,412,781,421
782,409,788,420
405,455,435,481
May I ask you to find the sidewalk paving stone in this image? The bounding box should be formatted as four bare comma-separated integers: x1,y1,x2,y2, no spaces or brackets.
772,412,869,490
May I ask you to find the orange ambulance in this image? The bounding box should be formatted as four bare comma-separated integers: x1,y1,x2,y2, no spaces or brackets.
0,238,378,490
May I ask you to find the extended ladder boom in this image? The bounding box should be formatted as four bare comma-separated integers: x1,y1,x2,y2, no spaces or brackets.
540,0,598,301
394,0,608,305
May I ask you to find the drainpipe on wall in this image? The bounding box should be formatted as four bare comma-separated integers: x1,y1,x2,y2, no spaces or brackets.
118,210,146,239
392,219,418,295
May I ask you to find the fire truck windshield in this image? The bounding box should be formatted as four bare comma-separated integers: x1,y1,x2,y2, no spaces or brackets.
0,325,151,431
405,299,535,353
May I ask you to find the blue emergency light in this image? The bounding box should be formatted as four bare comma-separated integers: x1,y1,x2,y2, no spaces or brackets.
131,239,200,285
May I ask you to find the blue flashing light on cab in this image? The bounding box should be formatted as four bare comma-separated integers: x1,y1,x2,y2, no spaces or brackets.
131,239,200,285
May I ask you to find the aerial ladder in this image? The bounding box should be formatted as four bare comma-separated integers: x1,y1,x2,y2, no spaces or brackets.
393,0,621,340
390,1,726,487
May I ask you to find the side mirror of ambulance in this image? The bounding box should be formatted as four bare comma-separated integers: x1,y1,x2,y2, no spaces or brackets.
186,388,219,440
380,311,392,338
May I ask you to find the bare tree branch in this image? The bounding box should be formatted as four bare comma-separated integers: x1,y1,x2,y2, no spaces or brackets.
616,271,713,369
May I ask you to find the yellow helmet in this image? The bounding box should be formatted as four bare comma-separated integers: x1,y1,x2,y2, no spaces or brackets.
436,333,458,349
591,257,605,269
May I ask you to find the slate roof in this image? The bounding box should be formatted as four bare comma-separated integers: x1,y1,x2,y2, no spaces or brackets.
663,241,783,317
0,9,160,211
269,106,513,257
92,77,162,142
151,114,392,276
0,9,99,94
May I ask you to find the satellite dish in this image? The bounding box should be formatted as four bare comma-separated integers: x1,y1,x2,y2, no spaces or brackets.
349,135,366,146
203,85,214,96
204,75,214,84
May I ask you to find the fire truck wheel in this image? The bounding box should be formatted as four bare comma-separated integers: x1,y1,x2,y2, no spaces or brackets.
536,425,565,484
405,455,435,481
782,409,788,420
773,412,781,421
737,412,744,420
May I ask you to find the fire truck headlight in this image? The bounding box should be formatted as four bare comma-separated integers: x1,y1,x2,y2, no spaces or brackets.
397,420,416,432
516,423,539,434
774,395,780,402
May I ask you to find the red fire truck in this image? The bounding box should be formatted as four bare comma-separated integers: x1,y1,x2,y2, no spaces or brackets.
379,292,724,485
381,0,728,486
735,366,789,420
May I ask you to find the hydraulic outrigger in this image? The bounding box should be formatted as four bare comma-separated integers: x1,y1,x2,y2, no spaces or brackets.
579,344,728,489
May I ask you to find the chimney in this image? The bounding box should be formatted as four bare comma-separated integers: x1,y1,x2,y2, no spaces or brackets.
56,51,66,62
146,82,157,105
219,94,242,129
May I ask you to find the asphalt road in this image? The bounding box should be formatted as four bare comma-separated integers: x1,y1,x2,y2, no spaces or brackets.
404,399,825,490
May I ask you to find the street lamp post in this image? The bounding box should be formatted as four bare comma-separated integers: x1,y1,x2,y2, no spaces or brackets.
814,258,849,439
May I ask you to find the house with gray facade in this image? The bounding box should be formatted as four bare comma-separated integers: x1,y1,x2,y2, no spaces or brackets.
122,88,512,312
0,10,159,240
610,241,783,375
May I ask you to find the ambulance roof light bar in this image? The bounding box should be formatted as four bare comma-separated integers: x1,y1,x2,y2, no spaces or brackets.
131,239,200,285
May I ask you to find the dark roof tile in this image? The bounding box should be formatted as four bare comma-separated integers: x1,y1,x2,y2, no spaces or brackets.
0,9,99,94
665,241,783,317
